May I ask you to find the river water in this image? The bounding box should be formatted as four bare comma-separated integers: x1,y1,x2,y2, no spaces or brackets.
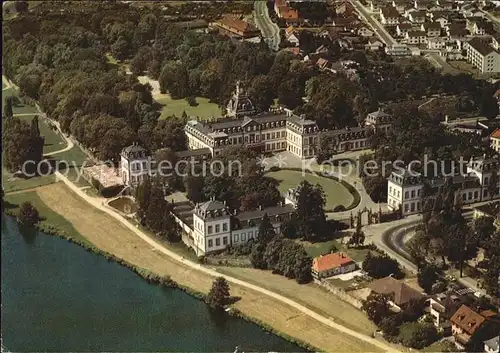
1,215,304,352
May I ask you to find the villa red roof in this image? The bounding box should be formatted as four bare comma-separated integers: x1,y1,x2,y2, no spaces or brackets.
312,252,354,272
491,128,500,139
450,305,486,336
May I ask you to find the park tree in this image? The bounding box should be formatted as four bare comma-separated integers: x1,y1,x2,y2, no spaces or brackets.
28,116,45,171
487,170,499,201
257,213,276,244
294,180,327,241
17,202,40,227
248,75,275,111
473,216,495,248
362,252,404,279
4,96,14,118
403,297,426,322
405,323,439,349
417,263,440,294
135,177,152,225
3,117,38,174
185,174,206,204
14,1,29,13
379,314,403,338
250,242,267,269
206,277,231,310
362,292,392,325
159,61,190,98
348,215,365,247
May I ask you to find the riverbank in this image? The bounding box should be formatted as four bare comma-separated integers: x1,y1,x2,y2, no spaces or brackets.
4,183,384,352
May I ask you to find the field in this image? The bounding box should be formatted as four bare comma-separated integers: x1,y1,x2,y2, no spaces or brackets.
266,170,354,210
216,266,377,335
19,182,381,352
157,96,221,120
4,190,90,245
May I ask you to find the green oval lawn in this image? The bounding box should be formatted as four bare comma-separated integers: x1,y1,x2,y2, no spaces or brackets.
265,170,354,210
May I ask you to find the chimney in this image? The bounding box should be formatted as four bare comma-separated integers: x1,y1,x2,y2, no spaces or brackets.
445,115,449,123
259,205,263,211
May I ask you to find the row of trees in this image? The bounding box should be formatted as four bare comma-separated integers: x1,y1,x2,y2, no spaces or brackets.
135,177,179,242
3,115,44,175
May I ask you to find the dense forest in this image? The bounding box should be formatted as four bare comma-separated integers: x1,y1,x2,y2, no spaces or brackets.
3,1,499,163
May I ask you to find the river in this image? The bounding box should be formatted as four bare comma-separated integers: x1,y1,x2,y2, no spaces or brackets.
1,215,304,352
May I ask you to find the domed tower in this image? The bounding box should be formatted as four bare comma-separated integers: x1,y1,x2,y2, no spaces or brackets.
226,80,258,118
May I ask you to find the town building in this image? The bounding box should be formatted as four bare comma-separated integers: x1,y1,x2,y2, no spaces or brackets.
368,276,424,311
381,6,400,25
397,23,412,36
366,37,384,50
311,252,356,279
408,10,426,23
387,156,500,216
421,22,441,36
274,0,300,26
406,30,427,44
427,37,447,49
450,305,489,349
428,291,471,333
490,128,500,152
188,200,294,255
465,37,500,73
213,16,260,39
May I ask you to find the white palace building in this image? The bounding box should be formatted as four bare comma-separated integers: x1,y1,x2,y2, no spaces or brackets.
184,81,393,160
387,156,500,216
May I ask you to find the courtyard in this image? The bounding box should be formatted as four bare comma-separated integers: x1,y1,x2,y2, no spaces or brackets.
265,169,355,211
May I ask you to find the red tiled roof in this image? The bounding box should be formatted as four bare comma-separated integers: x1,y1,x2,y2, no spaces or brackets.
491,128,500,139
450,305,486,336
280,7,299,20
312,252,354,272
216,16,258,35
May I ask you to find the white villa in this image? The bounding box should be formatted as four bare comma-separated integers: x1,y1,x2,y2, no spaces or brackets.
387,156,500,216
189,200,294,255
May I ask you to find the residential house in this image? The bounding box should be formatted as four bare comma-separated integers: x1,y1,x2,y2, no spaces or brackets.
392,0,408,12
428,291,472,334
436,0,453,10
214,16,260,38
285,26,300,46
406,30,427,44
427,36,447,49
449,305,497,350
422,22,441,36
274,0,300,26
316,57,336,73
356,25,375,37
366,37,385,50
430,10,450,26
368,276,424,311
409,10,426,23
369,0,391,12
381,6,400,25
465,37,500,73
414,0,430,10
484,336,499,353
311,252,356,279
490,128,500,152
473,202,500,235
397,23,413,36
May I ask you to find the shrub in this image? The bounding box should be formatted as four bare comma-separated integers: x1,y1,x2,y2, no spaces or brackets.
17,201,40,227
186,96,198,106
268,166,280,172
333,205,346,212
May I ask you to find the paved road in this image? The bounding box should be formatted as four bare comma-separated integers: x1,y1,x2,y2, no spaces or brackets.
481,9,500,26
364,212,487,296
349,0,396,45
254,1,280,51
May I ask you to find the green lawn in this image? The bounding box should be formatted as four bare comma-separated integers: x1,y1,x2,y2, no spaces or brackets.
157,96,221,120
301,239,379,263
4,190,91,246
18,114,66,154
397,322,420,343
2,168,56,193
50,145,90,186
266,170,354,210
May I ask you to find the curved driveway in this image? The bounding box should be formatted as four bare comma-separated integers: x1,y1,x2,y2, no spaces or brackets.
254,1,280,51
